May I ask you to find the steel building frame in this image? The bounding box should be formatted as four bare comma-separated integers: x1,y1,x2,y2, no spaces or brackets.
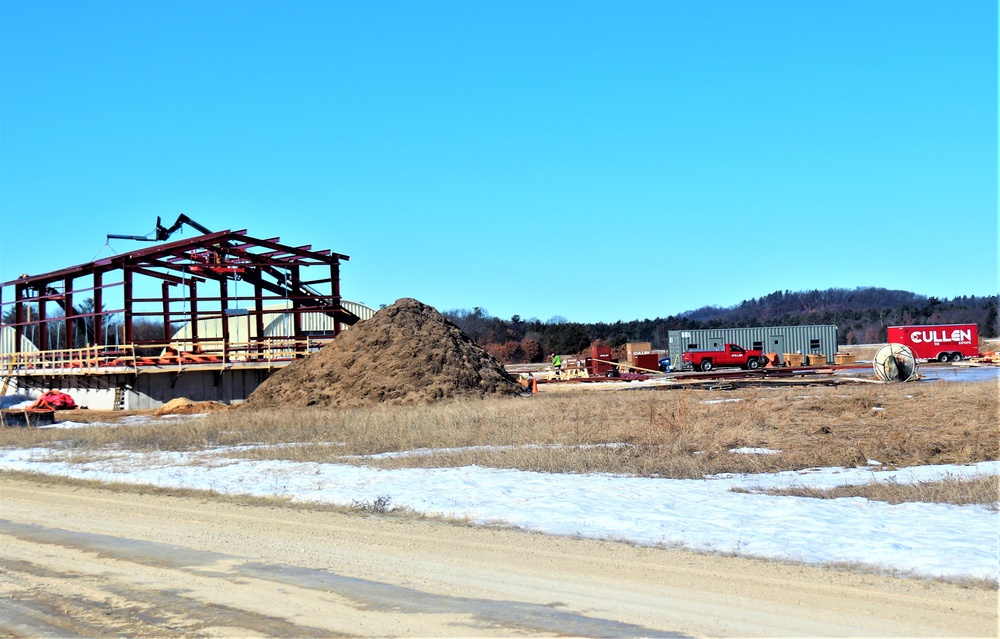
1,229,359,371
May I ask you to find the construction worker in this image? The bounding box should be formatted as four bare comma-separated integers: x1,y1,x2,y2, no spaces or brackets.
551,353,562,376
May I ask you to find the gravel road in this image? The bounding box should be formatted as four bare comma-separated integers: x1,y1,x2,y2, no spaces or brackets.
1,476,995,637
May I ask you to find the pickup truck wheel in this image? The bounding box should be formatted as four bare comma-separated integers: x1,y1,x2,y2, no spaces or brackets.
937,352,950,363
699,360,713,372
950,353,963,362
746,357,760,370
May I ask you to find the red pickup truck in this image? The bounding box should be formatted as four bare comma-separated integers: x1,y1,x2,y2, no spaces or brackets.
681,344,765,372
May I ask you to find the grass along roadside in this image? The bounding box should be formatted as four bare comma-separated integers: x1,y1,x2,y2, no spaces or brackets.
0,469,455,522
2,381,995,480
731,475,999,510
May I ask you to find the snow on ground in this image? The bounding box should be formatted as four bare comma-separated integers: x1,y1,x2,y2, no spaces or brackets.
729,447,781,455
0,395,35,410
1,434,996,584
36,414,198,429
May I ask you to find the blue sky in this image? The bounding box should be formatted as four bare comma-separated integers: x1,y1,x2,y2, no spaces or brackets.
1,1,996,323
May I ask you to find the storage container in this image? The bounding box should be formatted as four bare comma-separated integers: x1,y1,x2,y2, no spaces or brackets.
632,353,659,371
626,342,652,364
783,353,804,367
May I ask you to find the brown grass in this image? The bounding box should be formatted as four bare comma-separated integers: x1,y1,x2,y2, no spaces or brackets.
3,381,996,484
733,475,999,510
0,469,426,519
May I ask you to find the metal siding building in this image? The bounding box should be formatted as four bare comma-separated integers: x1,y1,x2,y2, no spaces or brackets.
666,325,838,369
260,300,376,338
167,300,376,352
1,326,39,356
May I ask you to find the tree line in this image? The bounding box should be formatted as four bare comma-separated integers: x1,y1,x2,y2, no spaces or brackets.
5,287,996,364
443,287,999,364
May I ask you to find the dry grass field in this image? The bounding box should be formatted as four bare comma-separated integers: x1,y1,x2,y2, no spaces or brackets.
739,474,997,508
3,380,996,508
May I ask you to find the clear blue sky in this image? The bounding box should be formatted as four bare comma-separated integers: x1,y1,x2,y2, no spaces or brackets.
1,1,996,323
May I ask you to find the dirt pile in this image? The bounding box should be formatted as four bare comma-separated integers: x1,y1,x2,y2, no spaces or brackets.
154,398,233,415
244,298,524,408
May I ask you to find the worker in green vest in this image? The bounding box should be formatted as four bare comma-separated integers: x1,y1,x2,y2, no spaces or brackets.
551,353,562,376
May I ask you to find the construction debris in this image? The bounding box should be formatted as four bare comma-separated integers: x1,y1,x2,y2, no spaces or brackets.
243,298,524,409
1,408,55,427
25,390,78,412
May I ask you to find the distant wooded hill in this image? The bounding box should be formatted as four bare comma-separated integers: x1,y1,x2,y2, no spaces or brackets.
444,288,998,364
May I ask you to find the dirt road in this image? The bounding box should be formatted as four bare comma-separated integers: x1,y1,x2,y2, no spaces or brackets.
1,476,995,637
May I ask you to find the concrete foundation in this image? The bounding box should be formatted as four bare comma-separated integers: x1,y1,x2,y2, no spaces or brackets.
4,366,276,410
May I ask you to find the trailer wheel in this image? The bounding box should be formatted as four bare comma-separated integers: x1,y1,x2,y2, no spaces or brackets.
746,357,760,370
937,352,950,363
950,352,963,362
700,360,713,372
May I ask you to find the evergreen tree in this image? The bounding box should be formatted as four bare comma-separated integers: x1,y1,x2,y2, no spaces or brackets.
981,302,998,338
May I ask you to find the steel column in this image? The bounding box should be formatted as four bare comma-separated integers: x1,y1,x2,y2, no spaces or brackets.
123,269,133,344
254,278,265,358
162,281,172,341
37,286,47,351
14,284,25,355
64,276,75,349
219,276,230,359
330,261,341,335
291,265,302,353
93,272,104,347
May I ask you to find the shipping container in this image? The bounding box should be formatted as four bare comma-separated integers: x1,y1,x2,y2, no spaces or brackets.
632,353,660,371
587,345,615,376
886,324,979,362
666,325,837,371
626,342,652,364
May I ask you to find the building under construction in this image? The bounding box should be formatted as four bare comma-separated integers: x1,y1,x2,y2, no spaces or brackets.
1,223,369,410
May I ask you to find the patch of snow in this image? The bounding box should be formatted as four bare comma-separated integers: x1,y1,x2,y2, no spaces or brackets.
0,447,995,584
0,396,35,409
730,447,781,455
360,442,633,460
37,413,205,429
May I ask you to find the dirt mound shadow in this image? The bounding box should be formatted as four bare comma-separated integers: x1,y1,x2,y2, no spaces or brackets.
244,298,524,408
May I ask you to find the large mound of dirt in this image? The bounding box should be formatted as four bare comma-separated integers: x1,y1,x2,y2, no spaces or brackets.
244,298,524,408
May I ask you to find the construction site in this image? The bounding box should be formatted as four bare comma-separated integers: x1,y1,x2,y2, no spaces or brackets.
2,217,997,425
0,216,375,414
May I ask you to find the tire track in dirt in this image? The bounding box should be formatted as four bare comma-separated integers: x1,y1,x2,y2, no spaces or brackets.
1,476,996,637
0,519,679,638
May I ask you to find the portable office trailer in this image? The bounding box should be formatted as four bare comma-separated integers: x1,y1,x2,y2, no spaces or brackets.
665,325,838,370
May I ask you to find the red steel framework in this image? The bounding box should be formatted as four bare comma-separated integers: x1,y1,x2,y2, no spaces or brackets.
1,229,359,370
